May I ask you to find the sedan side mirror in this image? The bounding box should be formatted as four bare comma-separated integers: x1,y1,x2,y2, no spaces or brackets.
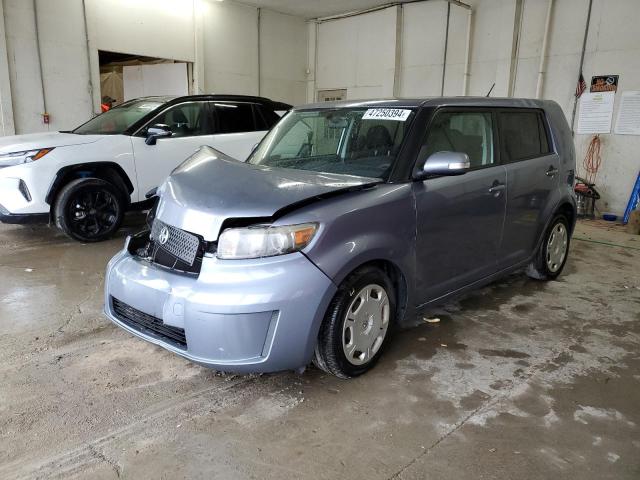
145,124,172,146
414,151,470,180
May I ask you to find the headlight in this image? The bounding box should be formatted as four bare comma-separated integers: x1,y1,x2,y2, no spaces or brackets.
217,223,318,260
0,148,54,167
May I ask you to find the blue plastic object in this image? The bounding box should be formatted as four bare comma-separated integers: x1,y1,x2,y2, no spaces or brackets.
623,171,640,224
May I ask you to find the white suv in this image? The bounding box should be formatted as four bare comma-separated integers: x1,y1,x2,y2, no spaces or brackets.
0,95,289,241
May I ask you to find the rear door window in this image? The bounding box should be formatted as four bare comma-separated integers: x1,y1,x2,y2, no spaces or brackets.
214,102,256,134
499,111,551,162
422,110,495,169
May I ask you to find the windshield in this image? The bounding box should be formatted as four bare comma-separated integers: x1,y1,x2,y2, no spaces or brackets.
72,99,166,135
248,107,416,180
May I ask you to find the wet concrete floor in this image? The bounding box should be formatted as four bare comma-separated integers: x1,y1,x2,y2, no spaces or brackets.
0,217,638,479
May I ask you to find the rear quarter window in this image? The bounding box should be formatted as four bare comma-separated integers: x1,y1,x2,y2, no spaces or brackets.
215,102,256,134
500,110,551,162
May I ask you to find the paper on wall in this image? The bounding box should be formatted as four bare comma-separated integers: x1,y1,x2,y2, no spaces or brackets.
614,91,640,135
577,92,615,134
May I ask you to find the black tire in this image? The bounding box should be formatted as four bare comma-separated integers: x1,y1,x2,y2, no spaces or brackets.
526,214,570,280
54,178,125,242
313,265,396,378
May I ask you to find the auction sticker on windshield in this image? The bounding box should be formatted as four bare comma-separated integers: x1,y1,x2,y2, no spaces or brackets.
362,108,412,121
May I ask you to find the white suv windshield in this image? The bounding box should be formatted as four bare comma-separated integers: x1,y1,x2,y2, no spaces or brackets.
248,108,415,180
73,100,166,135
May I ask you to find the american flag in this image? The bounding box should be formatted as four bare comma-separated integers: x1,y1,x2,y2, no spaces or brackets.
575,73,587,98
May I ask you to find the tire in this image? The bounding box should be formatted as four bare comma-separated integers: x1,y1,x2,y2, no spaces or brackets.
313,266,396,378
526,214,570,280
54,178,125,242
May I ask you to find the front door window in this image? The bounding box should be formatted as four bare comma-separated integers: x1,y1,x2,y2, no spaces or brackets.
148,102,211,138
422,111,495,168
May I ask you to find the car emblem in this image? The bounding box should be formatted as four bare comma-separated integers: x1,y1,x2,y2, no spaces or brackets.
158,226,170,245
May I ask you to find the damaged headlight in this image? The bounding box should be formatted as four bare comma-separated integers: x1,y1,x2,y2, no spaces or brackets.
217,223,318,260
0,148,54,167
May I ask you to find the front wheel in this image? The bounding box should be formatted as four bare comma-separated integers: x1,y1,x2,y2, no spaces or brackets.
526,214,570,280
313,266,395,378
54,178,125,242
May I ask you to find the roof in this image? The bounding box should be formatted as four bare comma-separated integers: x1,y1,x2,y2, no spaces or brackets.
127,94,292,110
298,97,555,110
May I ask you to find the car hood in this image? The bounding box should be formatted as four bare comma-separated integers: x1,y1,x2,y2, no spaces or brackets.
155,146,380,241
0,132,103,154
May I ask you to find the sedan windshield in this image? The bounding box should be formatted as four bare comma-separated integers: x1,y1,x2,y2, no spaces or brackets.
72,99,166,135
248,107,416,180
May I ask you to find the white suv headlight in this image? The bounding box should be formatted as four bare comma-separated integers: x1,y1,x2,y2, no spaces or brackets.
217,223,318,260
0,148,54,167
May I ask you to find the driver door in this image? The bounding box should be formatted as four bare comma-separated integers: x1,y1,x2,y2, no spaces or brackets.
131,101,215,199
413,109,507,305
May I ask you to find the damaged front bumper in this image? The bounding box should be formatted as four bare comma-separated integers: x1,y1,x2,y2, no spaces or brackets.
104,233,337,373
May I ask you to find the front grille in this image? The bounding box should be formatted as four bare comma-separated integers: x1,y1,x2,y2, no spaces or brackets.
151,219,200,265
111,296,186,349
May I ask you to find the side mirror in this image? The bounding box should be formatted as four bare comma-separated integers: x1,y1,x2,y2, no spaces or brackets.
415,151,470,180
145,124,172,145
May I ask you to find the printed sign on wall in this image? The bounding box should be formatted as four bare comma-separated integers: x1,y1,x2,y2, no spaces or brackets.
615,91,640,135
590,75,619,93
577,92,616,134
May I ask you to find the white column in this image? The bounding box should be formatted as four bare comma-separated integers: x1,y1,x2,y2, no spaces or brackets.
306,21,317,103
0,0,15,135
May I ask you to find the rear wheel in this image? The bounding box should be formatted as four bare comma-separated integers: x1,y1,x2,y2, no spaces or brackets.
313,266,395,378
526,214,570,280
54,178,125,242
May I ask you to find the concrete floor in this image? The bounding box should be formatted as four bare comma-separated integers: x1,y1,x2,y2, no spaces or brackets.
0,216,638,479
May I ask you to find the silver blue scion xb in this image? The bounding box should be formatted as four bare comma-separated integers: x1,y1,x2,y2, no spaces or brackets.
104,97,576,378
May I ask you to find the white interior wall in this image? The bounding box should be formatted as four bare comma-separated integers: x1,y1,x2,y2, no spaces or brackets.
310,0,640,216
316,8,397,99
3,0,43,134
400,1,448,97
399,1,467,97
1,0,637,214
201,0,259,95
87,0,196,62
0,0,307,136
260,9,308,106
572,0,640,215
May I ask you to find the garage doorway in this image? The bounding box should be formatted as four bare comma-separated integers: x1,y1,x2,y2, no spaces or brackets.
98,50,191,109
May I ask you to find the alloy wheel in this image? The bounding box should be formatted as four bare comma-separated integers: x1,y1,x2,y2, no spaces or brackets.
68,189,119,239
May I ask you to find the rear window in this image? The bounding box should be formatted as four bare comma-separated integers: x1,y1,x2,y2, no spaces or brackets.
215,102,256,133
500,111,551,161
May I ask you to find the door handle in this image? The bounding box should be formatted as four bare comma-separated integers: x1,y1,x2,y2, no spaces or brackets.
488,183,505,196
546,166,559,177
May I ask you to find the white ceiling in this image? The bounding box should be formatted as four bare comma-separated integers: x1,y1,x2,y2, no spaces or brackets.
241,0,411,19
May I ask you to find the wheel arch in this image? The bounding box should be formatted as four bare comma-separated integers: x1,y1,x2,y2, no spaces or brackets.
555,200,577,234
531,196,577,261
335,258,410,327
45,162,135,207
